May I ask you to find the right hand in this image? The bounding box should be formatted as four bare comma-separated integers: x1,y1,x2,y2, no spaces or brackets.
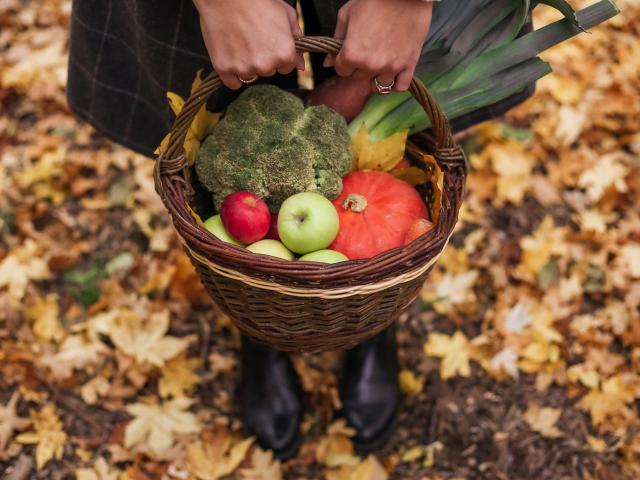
194,0,304,90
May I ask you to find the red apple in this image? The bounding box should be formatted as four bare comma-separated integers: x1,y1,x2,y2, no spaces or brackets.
265,213,280,241
220,192,270,244
404,218,434,245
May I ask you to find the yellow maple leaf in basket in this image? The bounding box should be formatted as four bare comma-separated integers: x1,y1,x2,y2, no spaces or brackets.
351,124,408,172
155,69,221,165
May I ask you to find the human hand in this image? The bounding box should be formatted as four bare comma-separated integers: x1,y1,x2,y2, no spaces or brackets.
325,0,434,93
194,0,304,89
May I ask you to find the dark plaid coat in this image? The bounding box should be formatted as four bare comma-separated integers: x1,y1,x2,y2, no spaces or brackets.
67,0,533,158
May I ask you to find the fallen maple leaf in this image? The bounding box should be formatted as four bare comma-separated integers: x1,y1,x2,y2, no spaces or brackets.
40,334,108,380
26,293,65,343
75,457,120,480
0,392,31,453
578,374,637,426
350,124,408,172
124,397,201,455
109,309,189,367
619,244,640,279
0,239,51,300
577,152,629,202
326,455,388,480
240,448,282,480
16,404,67,470
487,139,535,204
424,270,479,314
424,331,471,379
186,429,253,480
523,402,563,438
490,347,519,379
159,355,201,399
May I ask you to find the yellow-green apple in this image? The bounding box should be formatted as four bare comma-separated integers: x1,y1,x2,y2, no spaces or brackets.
203,215,243,246
246,239,295,260
299,249,349,263
278,192,339,254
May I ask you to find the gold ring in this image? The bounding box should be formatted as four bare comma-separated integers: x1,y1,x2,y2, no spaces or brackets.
374,77,395,95
238,75,258,84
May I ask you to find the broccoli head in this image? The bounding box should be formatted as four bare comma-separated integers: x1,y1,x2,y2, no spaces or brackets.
195,85,352,212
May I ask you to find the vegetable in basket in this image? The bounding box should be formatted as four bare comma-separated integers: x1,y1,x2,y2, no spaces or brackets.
195,85,352,213
346,0,620,141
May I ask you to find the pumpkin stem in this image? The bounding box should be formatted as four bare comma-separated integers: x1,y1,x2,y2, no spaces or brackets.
342,193,368,213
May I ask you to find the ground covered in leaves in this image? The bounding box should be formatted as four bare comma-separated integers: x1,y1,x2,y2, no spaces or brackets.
1,0,639,479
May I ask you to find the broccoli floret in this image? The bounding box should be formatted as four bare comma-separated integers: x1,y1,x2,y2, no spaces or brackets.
195,85,352,212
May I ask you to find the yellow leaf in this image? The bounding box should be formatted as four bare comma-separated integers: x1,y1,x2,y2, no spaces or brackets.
75,457,119,480
240,447,282,480
159,355,201,399
125,398,200,455
186,431,253,480
401,446,426,463
516,216,568,282
486,140,535,205
109,309,189,367
390,166,428,187
577,374,637,426
0,239,51,300
523,402,563,438
161,72,221,165
567,364,600,389
185,202,207,228
424,331,471,379
587,436,607,453
26,294,65,343
399,369,424,396
348,455,388,480
577,152,629,202
16,404,66,470
351,125,408,172
167,92,185,116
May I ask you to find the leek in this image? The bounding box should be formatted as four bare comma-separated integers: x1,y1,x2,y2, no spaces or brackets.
347,0,619,141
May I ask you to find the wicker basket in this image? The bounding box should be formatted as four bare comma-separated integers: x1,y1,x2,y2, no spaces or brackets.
154,36,467,353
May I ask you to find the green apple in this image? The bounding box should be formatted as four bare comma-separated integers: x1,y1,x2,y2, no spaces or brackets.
278,192,340,254
203,214,243,246
299,249,349,264
246,239,295,260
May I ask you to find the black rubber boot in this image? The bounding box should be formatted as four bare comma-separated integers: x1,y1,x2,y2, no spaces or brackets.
239,336,303,460
339,324,401,452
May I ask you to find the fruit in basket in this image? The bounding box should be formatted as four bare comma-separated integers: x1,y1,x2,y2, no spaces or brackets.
203,214,243,246
404,218,434,245
265,213,280,241
195,85,352,212
220,191,270,244
308,76,371,122
278,192,340,255
299,249,349,264
247,239,295,260
330,171,428,260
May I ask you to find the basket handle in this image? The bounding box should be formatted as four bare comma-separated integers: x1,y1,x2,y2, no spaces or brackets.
158,35,455,174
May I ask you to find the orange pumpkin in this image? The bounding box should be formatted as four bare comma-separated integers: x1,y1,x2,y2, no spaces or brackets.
330,171,429,260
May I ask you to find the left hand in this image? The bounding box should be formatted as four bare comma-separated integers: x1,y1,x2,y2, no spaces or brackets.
325,0,434,93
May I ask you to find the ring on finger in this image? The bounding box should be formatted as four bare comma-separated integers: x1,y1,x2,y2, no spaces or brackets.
238,75,258,84
374,76,395,95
